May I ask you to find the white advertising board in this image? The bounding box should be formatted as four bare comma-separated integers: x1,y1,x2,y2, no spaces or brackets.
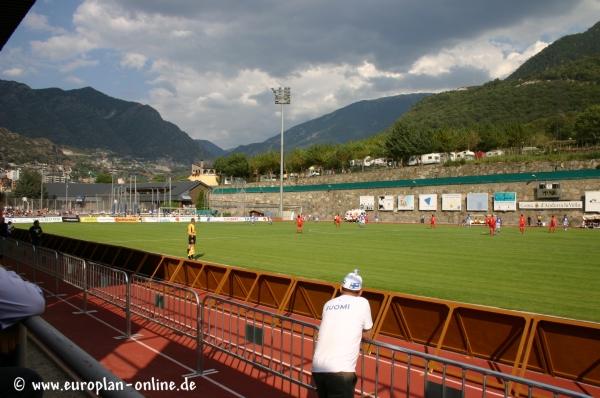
378,195,394,211
359,196,375,211
466,193,488,212
442,194,462,211
397,194,415,211
5,216,63,224
419,194,437,211
585,191,600,212
493,192,517,212
519,201,583,210
96,217,116,223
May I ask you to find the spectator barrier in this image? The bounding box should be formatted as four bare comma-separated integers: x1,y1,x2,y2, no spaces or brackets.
200,294,317,393
129,274,202,372
5,232,600,391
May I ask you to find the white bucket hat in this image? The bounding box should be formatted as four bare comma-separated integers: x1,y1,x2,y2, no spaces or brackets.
342,269,363,291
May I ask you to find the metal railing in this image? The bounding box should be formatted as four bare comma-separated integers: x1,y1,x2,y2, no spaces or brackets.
200,294,317,390
129,274,201,372
129,274,200,338
1,237,592,398
358,338,592,398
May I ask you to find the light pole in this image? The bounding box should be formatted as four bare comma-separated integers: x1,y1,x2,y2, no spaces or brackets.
65,175,69,213
40,165,44,212
271,87,291,218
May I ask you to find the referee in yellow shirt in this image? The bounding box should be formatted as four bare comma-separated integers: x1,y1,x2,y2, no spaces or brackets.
187,218,196,259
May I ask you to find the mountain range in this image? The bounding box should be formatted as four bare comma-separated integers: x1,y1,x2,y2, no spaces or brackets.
228,93,429,156
0,79,426,162
0,81,222,163
1,20,599,164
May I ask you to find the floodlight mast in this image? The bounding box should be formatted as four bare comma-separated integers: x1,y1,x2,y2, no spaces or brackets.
271,87,291,219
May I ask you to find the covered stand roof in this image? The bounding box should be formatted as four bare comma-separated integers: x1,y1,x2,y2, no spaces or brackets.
45,181,209,201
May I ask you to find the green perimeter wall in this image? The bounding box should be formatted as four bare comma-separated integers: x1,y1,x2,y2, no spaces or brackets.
211,162,600,225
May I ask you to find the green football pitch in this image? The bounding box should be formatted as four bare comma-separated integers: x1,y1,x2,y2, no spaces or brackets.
29,221,600,323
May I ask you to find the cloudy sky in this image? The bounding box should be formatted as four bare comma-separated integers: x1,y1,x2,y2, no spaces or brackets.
1,0,599,149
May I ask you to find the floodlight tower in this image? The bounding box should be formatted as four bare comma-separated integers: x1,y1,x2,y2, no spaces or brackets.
271,87,291,218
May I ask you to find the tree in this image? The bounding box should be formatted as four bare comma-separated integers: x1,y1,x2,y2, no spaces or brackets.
250,151,279,178
333,146,353,171
545,114,574,141
195,191,206,209
14,169,46,199
214,153,250,178
478,125,508,151
432,128,463,152
461,130,481,151
95,172,113,183
385,122,433,161
574,105,600,145
504,123,532,148
305,144,335,169
286,148,308,173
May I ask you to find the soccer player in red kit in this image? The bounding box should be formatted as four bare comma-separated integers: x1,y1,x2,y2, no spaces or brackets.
519,214,526,234
430,214,436,228
296,214,304,233
488,214,496,236
334,214,341,228
549,215,557,233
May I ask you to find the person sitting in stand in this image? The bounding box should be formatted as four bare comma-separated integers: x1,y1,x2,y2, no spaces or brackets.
0,266,46,397
28,221,43,246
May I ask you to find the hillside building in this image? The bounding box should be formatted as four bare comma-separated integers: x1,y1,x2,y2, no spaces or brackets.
189,161,219,187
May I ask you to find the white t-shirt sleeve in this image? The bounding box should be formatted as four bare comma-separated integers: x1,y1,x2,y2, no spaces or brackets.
361,298,373,331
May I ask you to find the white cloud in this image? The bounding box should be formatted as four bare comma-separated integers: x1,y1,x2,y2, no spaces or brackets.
495,41,549,78
31,35,96,60
23,12,66,34
2,68,24,77
60,58,99,72
357,61,404,80
409,39,549,79
65,75,84,85
120,53,147,69
171,30,192,38
142,58,410,147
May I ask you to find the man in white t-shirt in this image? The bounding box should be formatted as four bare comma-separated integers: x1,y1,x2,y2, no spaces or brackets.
312,269,373,398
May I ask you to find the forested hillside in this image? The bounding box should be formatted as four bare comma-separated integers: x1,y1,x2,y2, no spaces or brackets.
381,20,600,161
396,67,600,136
508,21,600,80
